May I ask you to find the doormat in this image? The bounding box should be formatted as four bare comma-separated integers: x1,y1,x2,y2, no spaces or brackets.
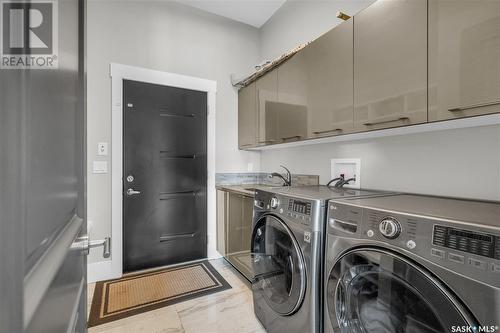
88,260,231,327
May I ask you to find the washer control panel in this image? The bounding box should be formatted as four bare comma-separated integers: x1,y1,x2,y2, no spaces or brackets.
433,225,500,260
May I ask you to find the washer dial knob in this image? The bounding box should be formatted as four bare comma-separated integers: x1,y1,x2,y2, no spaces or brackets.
379,218,401,239
270,197,279,209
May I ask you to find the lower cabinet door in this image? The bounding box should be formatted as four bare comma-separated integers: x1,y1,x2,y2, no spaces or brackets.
225,192,254,281
226,192,244,256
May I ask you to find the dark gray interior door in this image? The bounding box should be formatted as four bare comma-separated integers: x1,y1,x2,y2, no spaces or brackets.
123,80,207,272
0,0,87,332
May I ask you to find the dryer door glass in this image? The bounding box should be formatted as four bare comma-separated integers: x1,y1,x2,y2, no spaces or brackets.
327,249,475,332
251,215,306,316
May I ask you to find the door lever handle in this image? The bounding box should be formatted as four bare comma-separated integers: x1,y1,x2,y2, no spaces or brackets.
126,188,141,196
72,235,111,258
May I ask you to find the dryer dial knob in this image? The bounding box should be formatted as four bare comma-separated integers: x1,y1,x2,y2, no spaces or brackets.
379,218,401,239
270,197,279,209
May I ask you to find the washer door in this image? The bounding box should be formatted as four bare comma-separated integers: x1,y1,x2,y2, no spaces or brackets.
251,215,306,316
327,248,476,333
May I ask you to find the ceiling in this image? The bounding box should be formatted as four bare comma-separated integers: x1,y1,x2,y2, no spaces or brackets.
179,0,287,28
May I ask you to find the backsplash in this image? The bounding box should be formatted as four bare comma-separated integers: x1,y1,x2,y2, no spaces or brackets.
215,173,319,186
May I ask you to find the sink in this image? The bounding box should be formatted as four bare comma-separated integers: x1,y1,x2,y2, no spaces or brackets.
244,184,279,192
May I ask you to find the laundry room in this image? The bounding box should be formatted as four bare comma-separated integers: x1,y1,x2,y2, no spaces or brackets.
1,0,499,332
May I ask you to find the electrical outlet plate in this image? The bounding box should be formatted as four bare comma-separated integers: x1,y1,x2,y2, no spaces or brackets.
331,158,361,189
98,142,108,156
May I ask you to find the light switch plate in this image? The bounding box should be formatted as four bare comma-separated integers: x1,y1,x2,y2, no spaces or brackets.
93,161,108,174
98,142,108,156
331,158,361,189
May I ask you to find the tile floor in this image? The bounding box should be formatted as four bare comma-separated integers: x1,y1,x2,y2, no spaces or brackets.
87,259,265,333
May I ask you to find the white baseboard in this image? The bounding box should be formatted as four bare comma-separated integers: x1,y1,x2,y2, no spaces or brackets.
87,260,118,283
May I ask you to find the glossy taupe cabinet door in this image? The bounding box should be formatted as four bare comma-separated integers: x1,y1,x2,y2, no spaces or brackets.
354,0,427,131
238,82,257,149
276,52,309,142
216,190,227,256
224,192,253,280
429,0,500,121
256,69,279,145
241,195,254,252
305,19,354,138
226,192,244,256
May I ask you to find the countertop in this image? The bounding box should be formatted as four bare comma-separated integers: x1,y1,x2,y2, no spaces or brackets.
215,184,279,197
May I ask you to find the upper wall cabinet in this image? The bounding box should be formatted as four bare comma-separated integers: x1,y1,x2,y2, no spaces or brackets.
256,69,279,145
428,0,500,121
353,0,427,131
276,52,309,143
305,19,354,138
238,82,257,149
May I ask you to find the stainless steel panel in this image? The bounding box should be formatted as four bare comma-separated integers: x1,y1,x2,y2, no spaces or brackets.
325,195,500,330
252,190,324,333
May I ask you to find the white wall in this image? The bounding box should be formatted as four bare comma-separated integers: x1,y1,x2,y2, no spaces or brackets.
261,125,500,201
86,0,261,264
259,0,375,60
258,0,500,201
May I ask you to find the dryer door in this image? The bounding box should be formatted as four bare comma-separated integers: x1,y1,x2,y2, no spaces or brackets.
326,248,476,332
251,215,306,316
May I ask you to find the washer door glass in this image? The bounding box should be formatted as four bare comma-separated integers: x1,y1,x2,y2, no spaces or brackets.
251,215,306,316
327,249,475,333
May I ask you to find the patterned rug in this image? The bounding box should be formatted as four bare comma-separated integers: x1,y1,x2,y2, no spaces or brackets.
88,260,231,327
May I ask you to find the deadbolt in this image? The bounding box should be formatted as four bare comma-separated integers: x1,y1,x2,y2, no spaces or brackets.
126,175,134,183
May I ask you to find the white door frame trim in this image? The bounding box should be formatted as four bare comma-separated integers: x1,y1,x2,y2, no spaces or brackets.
104,63,217,281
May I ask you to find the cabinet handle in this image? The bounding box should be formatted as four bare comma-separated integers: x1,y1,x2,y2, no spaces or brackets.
258,139,278,143
448,100,500,112
363,116,409,126
281,135,302,141
313,128,343,135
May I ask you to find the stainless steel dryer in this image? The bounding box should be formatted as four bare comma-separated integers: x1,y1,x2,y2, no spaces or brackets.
251,186,392,333
324,194,500,333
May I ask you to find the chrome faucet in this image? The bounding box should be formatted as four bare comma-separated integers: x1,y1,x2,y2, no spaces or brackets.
269,165,292,186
